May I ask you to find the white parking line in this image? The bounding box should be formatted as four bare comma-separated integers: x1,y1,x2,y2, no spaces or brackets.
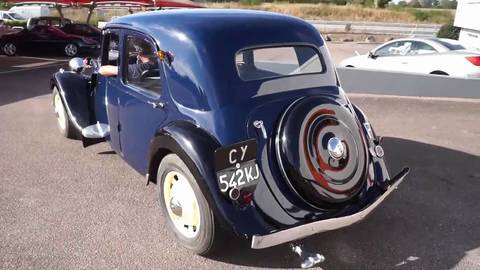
0,55,66,62
13,61,59,68
0,62,65,75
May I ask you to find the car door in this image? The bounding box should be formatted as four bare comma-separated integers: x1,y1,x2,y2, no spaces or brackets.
116,31,168,174
96,29,123,154
397,41,439,74
29,25,50,50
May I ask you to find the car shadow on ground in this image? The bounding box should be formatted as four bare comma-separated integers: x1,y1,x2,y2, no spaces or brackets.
0,60,66,107
209,137,480,269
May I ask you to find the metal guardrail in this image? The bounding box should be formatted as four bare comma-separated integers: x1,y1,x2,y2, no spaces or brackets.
310,20,441,37
337,67,480,99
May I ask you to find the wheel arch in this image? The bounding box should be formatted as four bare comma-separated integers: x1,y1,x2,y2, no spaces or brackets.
146,121,274,236
146,121,228,228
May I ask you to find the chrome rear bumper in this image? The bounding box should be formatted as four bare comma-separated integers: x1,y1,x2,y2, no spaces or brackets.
251,168,410,249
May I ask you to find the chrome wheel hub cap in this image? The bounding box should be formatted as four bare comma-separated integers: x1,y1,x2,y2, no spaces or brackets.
4,43,15,55
163,171,200,238
65,44,77,56
327,137,346,160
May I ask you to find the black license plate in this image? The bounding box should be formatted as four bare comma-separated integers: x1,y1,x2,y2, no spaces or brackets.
215,139,259,193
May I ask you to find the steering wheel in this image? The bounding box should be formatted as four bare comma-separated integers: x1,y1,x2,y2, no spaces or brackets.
140,69,160,80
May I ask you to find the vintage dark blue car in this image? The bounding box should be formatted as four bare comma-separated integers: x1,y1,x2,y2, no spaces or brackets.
51,9,409,257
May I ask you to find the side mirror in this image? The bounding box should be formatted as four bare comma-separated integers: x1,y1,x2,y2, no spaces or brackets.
368,51,377,59
69,57,85,73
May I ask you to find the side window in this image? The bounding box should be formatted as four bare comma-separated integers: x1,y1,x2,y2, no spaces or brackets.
375,41,413,57
123,34,161,95
411,42,437,55
101,32,119,67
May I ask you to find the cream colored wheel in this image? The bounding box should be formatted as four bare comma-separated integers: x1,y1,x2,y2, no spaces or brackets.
52,87,77,139
158,154,222,255
163,171,201,238
53,91,67,131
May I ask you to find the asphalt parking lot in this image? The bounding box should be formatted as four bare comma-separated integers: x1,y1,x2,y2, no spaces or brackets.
0,48,479,269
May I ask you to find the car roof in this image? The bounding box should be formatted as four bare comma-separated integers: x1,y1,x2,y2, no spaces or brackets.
108,9,318,43
107,9,327,111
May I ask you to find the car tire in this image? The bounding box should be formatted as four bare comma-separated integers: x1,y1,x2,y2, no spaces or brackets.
157,154,224,255
52,86,78,139
430,71,449,76
64,43,78,57
3,42,17,56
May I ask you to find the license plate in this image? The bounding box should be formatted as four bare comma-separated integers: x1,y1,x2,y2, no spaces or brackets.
215,139,260,193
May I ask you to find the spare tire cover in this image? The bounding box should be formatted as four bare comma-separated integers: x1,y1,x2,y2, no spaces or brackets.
276,96,368,208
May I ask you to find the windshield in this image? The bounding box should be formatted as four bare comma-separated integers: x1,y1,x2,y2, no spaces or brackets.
8,13,24,20
235,46,324,81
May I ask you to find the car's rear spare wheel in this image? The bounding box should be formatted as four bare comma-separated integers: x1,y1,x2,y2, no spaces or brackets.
157,154,224,255
276,96,368,209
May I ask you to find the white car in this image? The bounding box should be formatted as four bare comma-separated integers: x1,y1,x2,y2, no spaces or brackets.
0,11,25,23
339,38,480,78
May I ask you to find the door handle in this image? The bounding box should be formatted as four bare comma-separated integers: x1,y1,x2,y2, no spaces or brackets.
147,101,165,109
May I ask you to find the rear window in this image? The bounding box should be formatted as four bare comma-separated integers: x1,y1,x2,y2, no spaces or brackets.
235,46,324,81
436,39,465,51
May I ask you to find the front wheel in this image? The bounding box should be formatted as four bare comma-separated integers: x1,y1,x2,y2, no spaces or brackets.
52,87,78,139
3,42,17,56
64,43,78,57
157,154,223,255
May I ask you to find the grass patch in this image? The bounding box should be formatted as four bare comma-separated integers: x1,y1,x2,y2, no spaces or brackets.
407,9,452,23
206,3,454,24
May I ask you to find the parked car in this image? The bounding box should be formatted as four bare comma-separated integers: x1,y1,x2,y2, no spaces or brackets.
51,10,409,257
0,11,26,23
339,38,480,78
1,25,99,57
61,23,101,43
0,21,21,38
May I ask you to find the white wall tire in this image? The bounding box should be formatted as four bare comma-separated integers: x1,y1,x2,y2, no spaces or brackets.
64,43,78,57
3,43,17,56
52,87,77,139
157,154,224,255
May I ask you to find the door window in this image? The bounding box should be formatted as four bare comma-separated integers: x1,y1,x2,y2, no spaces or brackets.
101,32,119,67
375,41,414,57
122,34,161,95
411,41,437,55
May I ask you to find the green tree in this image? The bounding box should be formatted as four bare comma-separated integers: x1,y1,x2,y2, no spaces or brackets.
437,21,460,39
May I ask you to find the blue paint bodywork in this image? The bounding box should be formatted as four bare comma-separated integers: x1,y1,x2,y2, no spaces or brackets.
52,9,402,240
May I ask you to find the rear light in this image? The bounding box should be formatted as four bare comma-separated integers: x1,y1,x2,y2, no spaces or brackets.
466,56,480,66
239,191,253,205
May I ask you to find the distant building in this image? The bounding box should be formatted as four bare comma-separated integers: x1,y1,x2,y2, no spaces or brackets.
454,0,480,50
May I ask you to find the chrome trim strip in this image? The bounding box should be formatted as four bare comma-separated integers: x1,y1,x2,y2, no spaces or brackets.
251,168,409,249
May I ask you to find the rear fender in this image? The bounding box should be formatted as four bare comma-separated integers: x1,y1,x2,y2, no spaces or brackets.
51,71,94,131
147,121,274,237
